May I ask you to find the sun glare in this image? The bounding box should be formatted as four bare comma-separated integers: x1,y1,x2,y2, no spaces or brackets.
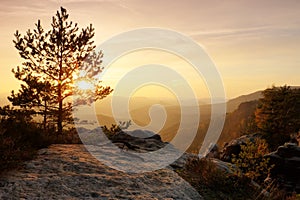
75,79,95,91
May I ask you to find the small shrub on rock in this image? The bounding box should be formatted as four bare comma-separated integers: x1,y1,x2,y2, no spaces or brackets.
231,138,273,184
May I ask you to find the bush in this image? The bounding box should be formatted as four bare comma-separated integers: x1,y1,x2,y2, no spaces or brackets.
101,124,122,139
0,118,43,172
0,105,84,173
101,121,131,139
231,138,273,184
177,156,298,200
0,106,50,172
177,157,258,200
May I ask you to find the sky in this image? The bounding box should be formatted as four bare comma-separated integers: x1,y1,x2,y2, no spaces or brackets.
1,0,300,105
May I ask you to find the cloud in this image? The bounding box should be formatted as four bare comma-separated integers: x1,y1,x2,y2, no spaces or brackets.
190,26,270,37
0,0,59,16
189,25,300,42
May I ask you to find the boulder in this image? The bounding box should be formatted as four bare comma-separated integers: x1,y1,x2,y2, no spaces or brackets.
203,143,220,158
125,129,156,138
265,143,300,193
210,158,240,174
77,128,165,151
0,144,203,199
220,133,261,162
110,130,166,152
169,153,198,170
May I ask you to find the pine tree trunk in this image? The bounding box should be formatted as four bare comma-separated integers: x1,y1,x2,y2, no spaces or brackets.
43,98,47,132
58,28,63,136
57,85,63,135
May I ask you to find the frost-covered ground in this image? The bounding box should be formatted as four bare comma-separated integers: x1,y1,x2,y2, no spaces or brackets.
0,144,202,200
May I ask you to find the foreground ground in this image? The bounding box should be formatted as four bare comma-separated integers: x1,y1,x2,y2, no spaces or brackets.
0,144,202,200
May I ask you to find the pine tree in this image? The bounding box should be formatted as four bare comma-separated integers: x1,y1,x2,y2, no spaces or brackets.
9,7,112,135
255,85,300,149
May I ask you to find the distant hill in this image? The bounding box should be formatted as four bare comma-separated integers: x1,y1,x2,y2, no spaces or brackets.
92,86,300,153
226,91,262,113
226,86,300,113
218,100,259,146
94,92,260,152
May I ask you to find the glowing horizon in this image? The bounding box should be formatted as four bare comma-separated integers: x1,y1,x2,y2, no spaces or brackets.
1,0,300,105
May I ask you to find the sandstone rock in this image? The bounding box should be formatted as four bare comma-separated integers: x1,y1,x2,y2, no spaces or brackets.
125,129,156,138
169,153,198,170
203,143,220,159
110,131,166,152
210,158,240,174
220,133,261,162
265,143,300,193
0,144,202,199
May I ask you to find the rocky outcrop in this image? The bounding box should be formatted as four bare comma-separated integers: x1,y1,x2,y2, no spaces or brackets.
210,158,240,174
203,143,220,159
78,128,166,153
110,131,166,152
0,144,202,199
169,153,199,170
265,143,300,193
220,133,261,162
125,130,156,138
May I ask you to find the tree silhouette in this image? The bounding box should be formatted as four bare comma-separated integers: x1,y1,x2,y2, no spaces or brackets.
255,85,300,149
9,7,112,135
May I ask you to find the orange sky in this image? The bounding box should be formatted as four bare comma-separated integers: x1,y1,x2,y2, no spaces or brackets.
1,0,300,105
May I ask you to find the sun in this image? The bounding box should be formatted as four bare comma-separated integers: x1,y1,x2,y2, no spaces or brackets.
75,79,95,91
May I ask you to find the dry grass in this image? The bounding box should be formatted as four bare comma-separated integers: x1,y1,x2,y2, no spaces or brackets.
176,157,299,200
